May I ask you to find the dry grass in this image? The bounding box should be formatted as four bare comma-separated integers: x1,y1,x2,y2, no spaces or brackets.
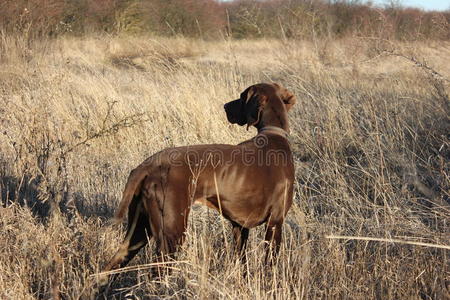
0,34,449,299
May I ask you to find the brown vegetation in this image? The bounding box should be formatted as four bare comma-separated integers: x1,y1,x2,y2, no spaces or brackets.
0,32,449,298
0,0,449,40
0,1,449,299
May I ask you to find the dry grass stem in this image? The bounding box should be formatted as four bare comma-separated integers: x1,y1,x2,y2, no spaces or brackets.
1,34,449,299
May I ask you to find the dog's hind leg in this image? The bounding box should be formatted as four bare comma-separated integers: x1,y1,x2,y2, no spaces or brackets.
148,190,191,276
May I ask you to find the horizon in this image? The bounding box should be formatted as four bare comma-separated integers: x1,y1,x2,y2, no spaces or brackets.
220,0,450,12
370,0,449,11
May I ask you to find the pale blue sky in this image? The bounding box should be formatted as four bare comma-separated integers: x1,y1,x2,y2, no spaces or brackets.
221,1,449,12
369,0,450,11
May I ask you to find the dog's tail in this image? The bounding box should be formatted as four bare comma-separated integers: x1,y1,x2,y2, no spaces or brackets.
114,167,148,223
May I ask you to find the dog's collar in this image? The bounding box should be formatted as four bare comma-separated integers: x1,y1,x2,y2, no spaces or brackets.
258,126,289,139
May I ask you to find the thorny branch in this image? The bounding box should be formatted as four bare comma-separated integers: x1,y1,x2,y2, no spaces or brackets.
62,101,148,156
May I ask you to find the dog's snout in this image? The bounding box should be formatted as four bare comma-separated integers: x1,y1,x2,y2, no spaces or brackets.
224,99,247,126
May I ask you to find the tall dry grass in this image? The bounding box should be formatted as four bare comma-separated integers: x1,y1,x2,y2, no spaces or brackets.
0,33,449,299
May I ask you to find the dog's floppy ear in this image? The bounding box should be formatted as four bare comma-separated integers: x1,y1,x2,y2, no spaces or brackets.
244,87,266,130
273,83,296,111
281,90,296,111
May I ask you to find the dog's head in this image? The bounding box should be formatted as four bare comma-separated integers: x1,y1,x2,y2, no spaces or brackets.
224,83,296,130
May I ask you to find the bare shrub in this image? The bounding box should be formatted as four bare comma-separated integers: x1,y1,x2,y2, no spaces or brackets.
0,35,449,299
1,0,448,40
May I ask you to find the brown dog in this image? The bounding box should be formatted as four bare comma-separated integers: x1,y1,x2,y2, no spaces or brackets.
99,83,296,284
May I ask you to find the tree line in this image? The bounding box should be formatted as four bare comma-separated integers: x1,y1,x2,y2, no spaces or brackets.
1,0,448,40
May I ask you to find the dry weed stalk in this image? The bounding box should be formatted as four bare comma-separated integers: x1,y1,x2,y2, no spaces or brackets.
0,34,448,299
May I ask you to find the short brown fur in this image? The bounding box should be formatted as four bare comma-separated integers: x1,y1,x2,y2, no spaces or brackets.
99,83,296,286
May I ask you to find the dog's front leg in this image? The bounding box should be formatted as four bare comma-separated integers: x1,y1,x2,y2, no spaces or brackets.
264,221,283,264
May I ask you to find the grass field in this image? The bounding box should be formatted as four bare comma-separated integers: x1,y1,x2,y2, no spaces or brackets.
0,34,449,299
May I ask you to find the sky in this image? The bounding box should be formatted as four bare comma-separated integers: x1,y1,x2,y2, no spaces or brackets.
220,1,450,12
369,0,450,11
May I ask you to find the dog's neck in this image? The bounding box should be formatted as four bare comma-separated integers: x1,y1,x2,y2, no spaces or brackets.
258,126,289,139
257,99,290,133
